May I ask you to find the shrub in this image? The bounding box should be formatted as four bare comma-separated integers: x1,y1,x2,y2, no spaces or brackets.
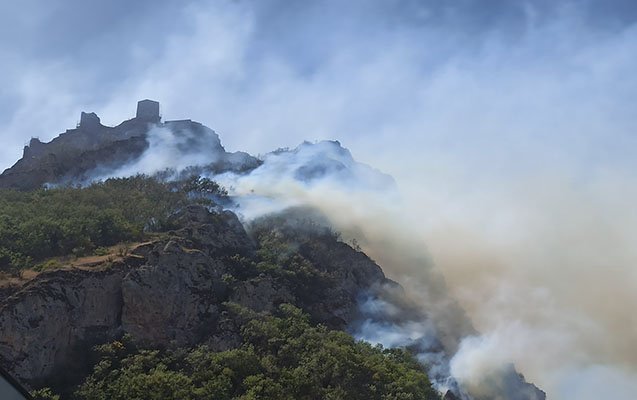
73,305,440,400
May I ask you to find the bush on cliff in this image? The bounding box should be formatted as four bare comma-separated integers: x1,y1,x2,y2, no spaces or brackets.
73,304,439,400
0,175,224,273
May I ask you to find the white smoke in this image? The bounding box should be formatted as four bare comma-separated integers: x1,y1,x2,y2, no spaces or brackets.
4,1,637,398
206,136,637,399
208,140,520,397
84,128,637,398
416,174,637,400
355,295,469,397
100,124,223,179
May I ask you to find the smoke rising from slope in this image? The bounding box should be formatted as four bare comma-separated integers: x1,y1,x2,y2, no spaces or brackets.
111,131,637,398
419,172,637,399
210,141,547,398
100,125,221,178
4,1,637,398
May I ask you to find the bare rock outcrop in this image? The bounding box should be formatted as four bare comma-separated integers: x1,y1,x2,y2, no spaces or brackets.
0,266,127,383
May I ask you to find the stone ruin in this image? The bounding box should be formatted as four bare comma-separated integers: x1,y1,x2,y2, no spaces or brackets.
136,99,161,122
78,112,101,131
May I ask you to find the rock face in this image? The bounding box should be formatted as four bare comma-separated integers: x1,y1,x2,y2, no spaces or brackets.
0,101,261,190
0,205,391,388
119,205,254,347
0,266,127,382
0,203,547,400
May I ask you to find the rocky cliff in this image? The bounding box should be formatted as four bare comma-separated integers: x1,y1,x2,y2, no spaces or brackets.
0,204,392,390
0,203,546,399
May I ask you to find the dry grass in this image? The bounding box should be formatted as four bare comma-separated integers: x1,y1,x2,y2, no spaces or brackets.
0,241,155,288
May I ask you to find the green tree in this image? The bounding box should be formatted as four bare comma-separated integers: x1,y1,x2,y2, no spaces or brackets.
74,305,440,400
0,175,227,273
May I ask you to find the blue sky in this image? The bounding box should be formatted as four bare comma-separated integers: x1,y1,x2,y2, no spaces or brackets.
1,1,637,398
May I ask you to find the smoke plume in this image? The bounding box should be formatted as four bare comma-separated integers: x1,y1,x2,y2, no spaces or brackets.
3,1,637,398
100,129,637,398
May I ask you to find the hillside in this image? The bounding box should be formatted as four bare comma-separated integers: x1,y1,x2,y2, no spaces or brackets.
0,102,545,400
0,180,439,399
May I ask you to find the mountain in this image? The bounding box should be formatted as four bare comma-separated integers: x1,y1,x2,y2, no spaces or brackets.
0,101,545,400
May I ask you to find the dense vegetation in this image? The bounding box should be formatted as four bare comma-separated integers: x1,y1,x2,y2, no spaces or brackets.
0,177,440,400
0,175,224,274
33,304,438,400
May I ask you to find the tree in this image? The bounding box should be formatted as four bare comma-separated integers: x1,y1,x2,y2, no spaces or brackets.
73,305,440,400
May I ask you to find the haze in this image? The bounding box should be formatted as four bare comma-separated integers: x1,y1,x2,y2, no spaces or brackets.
1,1,637,398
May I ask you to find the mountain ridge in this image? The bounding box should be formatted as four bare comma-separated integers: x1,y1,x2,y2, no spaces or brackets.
0,100,260,191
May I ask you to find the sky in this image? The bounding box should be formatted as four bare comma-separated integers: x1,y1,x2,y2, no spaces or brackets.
1,1,637,398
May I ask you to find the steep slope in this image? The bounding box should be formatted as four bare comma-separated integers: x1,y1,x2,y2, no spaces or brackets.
0,201,545,399
0,103,546,399
0,205,394,389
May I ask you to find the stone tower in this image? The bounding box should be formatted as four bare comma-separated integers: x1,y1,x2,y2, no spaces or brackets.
136,99,160,122
79,112,101,131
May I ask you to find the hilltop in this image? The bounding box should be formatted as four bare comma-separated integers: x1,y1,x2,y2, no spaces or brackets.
0,102,545,400
0,100,259,191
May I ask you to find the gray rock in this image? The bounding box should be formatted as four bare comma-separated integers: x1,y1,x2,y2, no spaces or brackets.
230,276,295,313
0,266,127,382
121,241,226,346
